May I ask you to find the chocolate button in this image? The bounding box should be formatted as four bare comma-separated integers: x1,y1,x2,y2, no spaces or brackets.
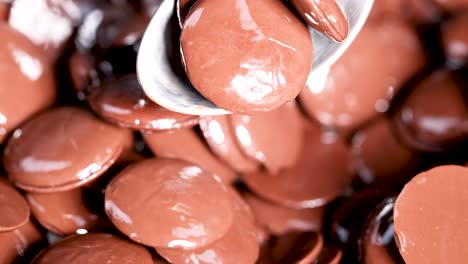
290,0,348,42
112,15,149,47
143,128,237,184
351,117,420,186
32,233,153,264
4,107,130,192
88,75,198,131
0,2,9,20
157,187,260,264
0,179,30,232
0,220,44,264
442,13,468,67
244,193,324,235
105,158,234,249
300,17,424,131
262,232,324,264
394,165,468,264
26,188,101,235
180,0,313,113
243,123,352,209
0,22,56,144
199,115,260,173
230,101,304,174
314,245,343,264
393,70,468,152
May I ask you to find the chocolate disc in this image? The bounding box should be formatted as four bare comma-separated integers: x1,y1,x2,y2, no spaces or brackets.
244,193,324,235
180,0,312,113
88,75,198,131
157,187,260,264
230,101,304,174
314,245,343,264
0,22,56,144
442,12,468,67
199,115,259,173
243,123,352,209
26,188,101,235
299,17,424,131
0,220,44,264
394,165,468,264
0,179,30,232
105,158,234,249
143,128,237,184
4,107,130,192
32,233,153,264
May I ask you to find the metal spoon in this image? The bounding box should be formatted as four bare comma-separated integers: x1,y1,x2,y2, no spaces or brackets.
137,0,375,116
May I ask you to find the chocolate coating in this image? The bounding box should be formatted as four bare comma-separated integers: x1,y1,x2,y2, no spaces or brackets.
177,0,197,28
243,122,352,209
199,115,259,173
157,187,260,264
442,12,468,67
180,0,313,113
105,158,234,249
0,22,56,144
314,245,343,264
143,127,237,184
26,188,101,235
394,165,468,264
351,117,420,186
32,233,153,264
300,17,424,131
393,70,468,152
290,0,349,42
260,232,323,264
0,220,44,264
244,193,324,235
230,101,304,174
88,75,198,131
4,107,130,192
0,179,30,232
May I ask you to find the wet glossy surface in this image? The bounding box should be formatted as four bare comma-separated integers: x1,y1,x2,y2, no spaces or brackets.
393,70,468,152
290,0,349,42
394,166,468,264
243,122,352,209
32,233,153,264
442,12,468,67
88,75,198,131
157,187,259,264
4,107,130,192
0,179,30,232
0,220,44,264
300,16,425,131
0,22,56,144
143,127,237,183
244,193,324,235
177,0,196,28
199,115,259,173
26,189,101,235
180,0,312,113
105,158,234,249
230,102,304,174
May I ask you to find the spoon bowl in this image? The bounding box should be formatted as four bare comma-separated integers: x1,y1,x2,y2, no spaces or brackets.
137,0,375,116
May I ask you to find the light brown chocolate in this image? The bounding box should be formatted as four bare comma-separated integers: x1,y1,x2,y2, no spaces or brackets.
230,101,304,174
243,122,352,209
0,1,10,20
0,220,44,264
32,233,153,264
442,12,468,66
26,188,102,235
394,165,468,264
290,0,349,42
0,179,30,232
300,17,425,131
4,107,131,192
0,22,56,144
143,127,237,184
105,158,234,249
199,115,259,173
88,75,199,131
180,0,313,113
157,187,260,264
244,193,324,235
